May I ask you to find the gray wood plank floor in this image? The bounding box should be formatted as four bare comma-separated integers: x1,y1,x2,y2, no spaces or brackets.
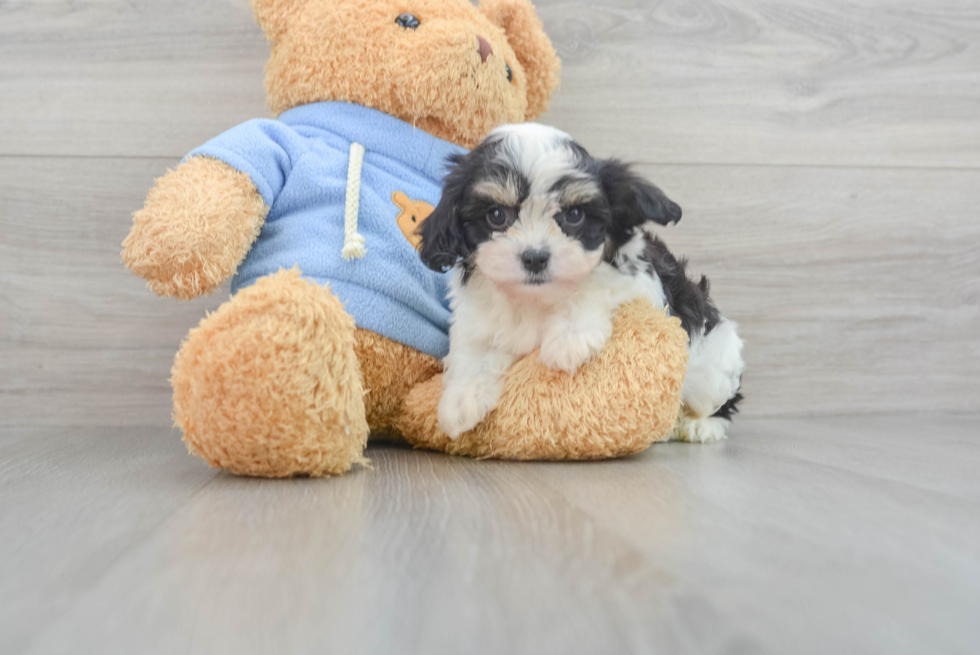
2,416,979,655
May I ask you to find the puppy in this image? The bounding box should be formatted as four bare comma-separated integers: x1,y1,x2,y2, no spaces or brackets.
418,124,744,443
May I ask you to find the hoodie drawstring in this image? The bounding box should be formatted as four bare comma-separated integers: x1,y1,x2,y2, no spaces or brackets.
342,141,367,260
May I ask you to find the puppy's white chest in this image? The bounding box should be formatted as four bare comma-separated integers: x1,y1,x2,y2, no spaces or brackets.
491,307,551,357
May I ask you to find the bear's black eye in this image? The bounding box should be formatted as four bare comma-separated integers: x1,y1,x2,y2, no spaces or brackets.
396,13,420,29
506,64,513,83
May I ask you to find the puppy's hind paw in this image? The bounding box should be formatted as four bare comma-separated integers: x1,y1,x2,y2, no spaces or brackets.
672,416,729,444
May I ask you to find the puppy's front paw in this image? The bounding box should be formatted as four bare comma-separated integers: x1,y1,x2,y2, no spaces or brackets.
438,384,501,440
538,328,609,374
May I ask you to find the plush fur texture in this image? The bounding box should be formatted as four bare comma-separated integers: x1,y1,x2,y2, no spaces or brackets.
353,328,442,435
256,0,560,148
122,157,267,300
125,0,688,477
173,268,369,477
399,300,688,459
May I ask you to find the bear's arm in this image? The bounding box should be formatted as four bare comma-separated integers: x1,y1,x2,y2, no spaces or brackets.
122,119,307,300
122,157,267,299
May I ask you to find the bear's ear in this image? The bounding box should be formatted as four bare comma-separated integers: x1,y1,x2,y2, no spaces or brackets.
251,0,309,42
479,0,561,120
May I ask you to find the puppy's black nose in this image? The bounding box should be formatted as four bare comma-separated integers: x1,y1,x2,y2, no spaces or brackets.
521,249,550,274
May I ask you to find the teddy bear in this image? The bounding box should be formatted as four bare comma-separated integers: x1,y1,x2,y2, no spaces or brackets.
121,0,689,478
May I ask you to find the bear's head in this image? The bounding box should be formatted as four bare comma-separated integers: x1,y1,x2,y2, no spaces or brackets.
252,0,561,148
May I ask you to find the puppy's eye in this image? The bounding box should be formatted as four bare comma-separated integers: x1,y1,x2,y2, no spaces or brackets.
561,207,585,226
487,207,509,229
395,13,420,29
506,64,513,83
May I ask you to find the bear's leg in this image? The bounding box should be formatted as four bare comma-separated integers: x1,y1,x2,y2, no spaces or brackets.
172,268,369,477
353,330,442,438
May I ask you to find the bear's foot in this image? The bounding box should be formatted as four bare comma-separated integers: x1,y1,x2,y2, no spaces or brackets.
172,268,369,477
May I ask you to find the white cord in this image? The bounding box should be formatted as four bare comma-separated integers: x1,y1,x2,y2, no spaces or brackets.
342,141,367,260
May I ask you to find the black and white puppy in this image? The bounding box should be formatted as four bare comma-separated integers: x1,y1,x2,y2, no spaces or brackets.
419,124,744,442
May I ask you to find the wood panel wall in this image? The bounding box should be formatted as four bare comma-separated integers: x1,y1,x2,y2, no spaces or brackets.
2,0,978,426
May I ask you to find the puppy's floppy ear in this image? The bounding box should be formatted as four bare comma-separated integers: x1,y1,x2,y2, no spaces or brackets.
251,0,309,42
479,0,561,120
598,159,682,227
418,154,471,272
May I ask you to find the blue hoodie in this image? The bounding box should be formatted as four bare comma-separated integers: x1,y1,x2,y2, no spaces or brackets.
187,102,466,359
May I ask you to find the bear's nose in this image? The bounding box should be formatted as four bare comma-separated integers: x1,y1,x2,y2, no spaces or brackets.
477,35,493,63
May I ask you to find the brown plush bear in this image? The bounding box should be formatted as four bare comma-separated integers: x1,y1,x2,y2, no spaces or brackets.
121,0,689,478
